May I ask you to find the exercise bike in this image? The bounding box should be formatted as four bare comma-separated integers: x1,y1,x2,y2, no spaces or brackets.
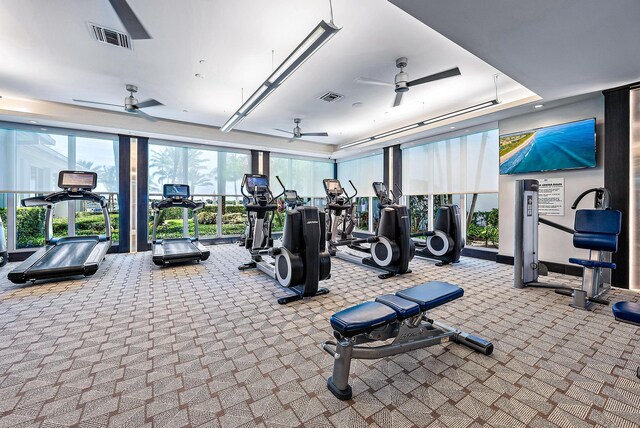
238,174,331,304
323,178,414,279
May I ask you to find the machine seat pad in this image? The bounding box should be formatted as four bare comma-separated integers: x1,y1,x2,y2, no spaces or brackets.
612,301,640,325
396,281,463,311
375,295,420,320
569,258,616,270
330,302,398,337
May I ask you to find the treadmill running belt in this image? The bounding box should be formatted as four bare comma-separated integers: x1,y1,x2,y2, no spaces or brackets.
163,241,200,258
29,240,98,272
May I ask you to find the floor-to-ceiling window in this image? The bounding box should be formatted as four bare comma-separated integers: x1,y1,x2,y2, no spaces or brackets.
336,152,384,233
0,124,119,252
147,140,250,240
402,127,499,248
269,155,334,232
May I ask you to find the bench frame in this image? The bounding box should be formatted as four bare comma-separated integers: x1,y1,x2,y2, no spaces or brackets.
321,310,493,400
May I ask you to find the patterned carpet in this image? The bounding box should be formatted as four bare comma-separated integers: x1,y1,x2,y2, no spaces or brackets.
0,244,639,428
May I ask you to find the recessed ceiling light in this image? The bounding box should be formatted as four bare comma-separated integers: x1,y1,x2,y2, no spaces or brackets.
195,73,205,79
534,104,543,109
40,127,47,131
352,102,363,108
450,126,456,129
465,129,470,132
29,120,37,124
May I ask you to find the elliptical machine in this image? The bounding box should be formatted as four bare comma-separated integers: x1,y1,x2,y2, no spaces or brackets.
238,174,331,304
374,183,463,266
323,178,414,279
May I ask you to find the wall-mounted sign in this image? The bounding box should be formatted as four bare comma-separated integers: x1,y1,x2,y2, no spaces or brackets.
538,178,565,216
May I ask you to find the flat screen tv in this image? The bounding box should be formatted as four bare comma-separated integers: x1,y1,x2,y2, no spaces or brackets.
499,118,596,174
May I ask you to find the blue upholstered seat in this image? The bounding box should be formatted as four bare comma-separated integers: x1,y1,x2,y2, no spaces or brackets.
330,282,464,337
568,258,616,270
396,281,463,311
375,294,420,320
330,302,397,337
612,301,640,325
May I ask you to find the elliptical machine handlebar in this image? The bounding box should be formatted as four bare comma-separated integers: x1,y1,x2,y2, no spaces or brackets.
571,187,611,210
346,180,358,201
273,176,286,201
389,184,403,205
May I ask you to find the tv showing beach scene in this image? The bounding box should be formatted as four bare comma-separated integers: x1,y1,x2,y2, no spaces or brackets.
499,118,596,174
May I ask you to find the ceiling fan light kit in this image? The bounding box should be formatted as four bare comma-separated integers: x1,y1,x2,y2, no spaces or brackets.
340,99,500,149
220,20,340,133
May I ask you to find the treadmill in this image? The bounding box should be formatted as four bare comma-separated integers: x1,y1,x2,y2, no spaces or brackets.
151,184,210,266
8,171,112,284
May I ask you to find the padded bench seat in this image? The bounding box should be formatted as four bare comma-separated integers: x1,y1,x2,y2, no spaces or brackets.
569,257,616,270
612,301,640,325
330,281,463,337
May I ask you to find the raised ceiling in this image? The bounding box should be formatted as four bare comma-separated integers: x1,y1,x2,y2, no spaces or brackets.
390,0,640,101
0,0,536,147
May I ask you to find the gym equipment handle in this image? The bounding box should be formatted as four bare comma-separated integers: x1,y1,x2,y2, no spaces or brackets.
539,217,574,235
321,341,340,359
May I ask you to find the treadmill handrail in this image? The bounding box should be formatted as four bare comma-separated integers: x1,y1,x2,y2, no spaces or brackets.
21,190,108,208
152,198,204,211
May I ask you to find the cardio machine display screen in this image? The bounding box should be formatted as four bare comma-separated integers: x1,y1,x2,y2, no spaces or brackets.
164,184,190,198
284,190,298,201
372,182,387,196
325,179,342,195
58,171,97,190
246,176,269,190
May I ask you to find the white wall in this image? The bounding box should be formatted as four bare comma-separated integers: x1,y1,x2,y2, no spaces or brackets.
498,94,604,264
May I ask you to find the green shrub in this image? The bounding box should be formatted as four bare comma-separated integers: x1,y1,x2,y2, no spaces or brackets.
198,211,217,225
223,212,245,224
225,205,246,214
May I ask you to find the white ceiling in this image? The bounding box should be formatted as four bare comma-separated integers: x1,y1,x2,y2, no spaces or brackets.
0,0,536,147
390,0,640,101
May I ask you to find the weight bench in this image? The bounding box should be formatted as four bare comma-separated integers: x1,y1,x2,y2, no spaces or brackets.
321,281,493,400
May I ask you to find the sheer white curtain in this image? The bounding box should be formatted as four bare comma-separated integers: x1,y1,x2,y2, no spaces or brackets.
402,129,498,194
337,153,384,197
269,156,334,197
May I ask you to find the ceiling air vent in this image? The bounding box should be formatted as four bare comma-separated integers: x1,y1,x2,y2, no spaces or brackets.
89,23,131,50
319,91,344,103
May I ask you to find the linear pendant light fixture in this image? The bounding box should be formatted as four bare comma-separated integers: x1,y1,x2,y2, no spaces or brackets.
220,20,340,133
340,99,500,149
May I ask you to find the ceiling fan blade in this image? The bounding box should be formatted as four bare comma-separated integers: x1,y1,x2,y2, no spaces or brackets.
274,128,294,135
135,98,163,109
73,99,123,107
132,107,157,122
393,92,403,107
300,132,329,137
407,67,461,87
108,0,151,40
355,77,395,87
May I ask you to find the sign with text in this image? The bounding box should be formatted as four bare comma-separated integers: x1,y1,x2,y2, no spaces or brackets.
538,178,565,216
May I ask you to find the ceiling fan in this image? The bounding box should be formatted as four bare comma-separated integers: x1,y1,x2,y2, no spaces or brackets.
356,57,461,107
108,0,151,40
275,118,329,140
73,84,163,121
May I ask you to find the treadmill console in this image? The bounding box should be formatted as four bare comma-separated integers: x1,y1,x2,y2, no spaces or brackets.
244,174,269,193
163,184,190,199
58,171,97,191
323,179,343,196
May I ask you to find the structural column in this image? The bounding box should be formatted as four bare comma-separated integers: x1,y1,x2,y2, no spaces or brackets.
603,86,630,288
